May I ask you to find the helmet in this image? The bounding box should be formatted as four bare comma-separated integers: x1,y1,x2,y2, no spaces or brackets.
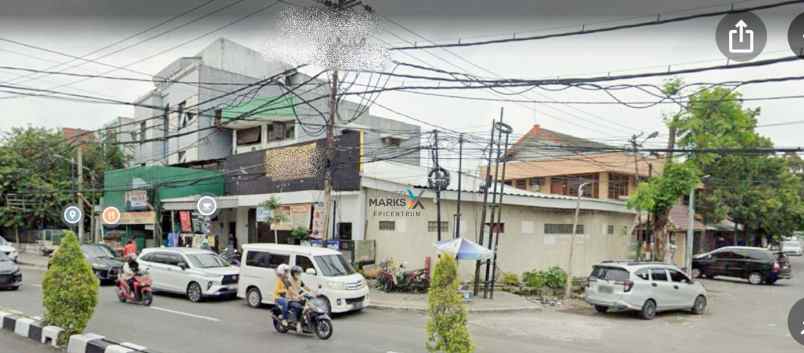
276,264,290,276
291,266,302,276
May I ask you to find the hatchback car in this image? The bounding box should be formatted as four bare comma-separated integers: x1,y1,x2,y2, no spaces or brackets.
138,248,239,302
692,246,791,285
584,262,707,320
0,251,21,290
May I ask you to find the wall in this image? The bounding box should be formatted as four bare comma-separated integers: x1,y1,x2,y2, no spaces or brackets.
364,189,634,278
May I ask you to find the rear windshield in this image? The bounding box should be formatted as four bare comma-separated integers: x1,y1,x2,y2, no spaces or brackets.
783,241,800,247
590,266,629,282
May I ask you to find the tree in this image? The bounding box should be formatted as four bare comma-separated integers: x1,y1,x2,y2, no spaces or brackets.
426,255,474,353
259,196,288,243
628,162,700,262
42,231,99,345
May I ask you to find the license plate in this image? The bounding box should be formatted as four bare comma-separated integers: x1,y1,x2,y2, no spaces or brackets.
352,301,364,309
598,285,613,294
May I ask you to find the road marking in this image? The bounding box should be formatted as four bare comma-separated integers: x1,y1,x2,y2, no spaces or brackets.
31,284,41,288
150,306,220,322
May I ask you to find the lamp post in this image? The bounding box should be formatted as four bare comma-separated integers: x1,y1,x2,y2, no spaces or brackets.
686,175,710,274
565,181,591,299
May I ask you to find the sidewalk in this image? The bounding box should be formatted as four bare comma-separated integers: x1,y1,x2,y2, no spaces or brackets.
368,289,542,313
16,252,49,270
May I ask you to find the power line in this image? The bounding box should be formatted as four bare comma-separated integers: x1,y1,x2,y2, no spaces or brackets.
389,0,804,50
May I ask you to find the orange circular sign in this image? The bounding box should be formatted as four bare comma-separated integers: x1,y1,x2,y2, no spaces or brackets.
102,206,121,225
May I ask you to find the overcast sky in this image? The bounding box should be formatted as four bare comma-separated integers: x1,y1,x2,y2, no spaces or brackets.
1,0,802,170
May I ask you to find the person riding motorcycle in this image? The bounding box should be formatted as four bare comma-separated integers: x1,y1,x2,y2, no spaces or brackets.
273,264,292,326
122,255,142,300
287,266,312,332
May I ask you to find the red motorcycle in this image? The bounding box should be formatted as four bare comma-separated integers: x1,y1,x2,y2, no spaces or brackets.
116,273,153,306
377,262,430,293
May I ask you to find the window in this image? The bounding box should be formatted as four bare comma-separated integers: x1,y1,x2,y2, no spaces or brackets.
313,254,356,277
485,222,505,233
140,253,158,263
246,251,271,268
164,253,184,267
237,126,262,145
178,101,187,128
267,253,290,268
187,253,227,268
379,221,395,231
529,177,544,191
566,175,598,197
713,251,743,259
267,122,290,142
515,179,528,190
428,221,449,233
607,225,615,235
635,269,650,281
177,151,186,163
337,222,352,240
590,266,629,281
650,268,668,281
381,136,402,147
668,269,689,283
285,124,295,139
295,255,316,273
545,224,583,234
608,173,630,199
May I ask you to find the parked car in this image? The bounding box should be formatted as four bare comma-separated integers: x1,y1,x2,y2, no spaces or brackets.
692,246,791,285
238,244,369,314
138,248,239,302
0,251,21,290
781,240,802,256
0,236,19,263
584,261,707,320
81,244,125,284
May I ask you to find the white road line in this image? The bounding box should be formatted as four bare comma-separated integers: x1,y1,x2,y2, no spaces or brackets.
31,284,41,288
150,306,220,322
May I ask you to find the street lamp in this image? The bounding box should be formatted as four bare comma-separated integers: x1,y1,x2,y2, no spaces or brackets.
565,181,591,299
685,175,710,275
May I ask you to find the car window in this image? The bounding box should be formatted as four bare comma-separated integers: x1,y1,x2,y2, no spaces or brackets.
713,251,742,259
295,255,316,273
139,253,156,263
635,269,650,281
650,268,668,281
187,253,228,268
245,251,289,269
314,254,356,277
668,269,689,283
163,253,183,267
590,266,630,282
267,253,290,268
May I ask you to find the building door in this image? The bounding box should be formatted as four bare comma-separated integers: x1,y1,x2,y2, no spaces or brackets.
248,208,257,244
338,223,353,240
228,222,237,248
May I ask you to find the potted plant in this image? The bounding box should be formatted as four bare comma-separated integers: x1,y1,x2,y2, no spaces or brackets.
290,227,310,245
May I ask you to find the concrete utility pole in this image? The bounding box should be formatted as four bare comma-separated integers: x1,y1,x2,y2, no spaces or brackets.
454,133,464,239
565,181,590,299
77,144,84,242
321,69,337,241
473,121,497,296
433,130,443,242
686,186,695,274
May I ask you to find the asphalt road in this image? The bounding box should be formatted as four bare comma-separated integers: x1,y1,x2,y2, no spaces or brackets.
2,257,804,353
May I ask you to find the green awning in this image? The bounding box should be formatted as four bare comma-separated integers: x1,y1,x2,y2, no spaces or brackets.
221,96,296,121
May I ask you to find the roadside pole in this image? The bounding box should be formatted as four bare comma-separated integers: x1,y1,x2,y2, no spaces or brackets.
489,116,512,299
565,182,590,299
686,186,695,275
473,121,496,296
454,133,463,239
322,69,337,241
77,144,84,242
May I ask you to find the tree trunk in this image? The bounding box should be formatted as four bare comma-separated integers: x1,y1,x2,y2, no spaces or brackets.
652,211,670,263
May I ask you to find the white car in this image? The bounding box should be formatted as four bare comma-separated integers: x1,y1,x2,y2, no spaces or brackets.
238,244,369,314
0,236,19,263
584,261,708,320
782,240,802,256
138,248,240,302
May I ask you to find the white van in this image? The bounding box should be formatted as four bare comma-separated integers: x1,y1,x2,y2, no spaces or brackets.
237,244,369,314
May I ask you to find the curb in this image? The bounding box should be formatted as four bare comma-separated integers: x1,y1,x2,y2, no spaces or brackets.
0,307,159,353
368,303,542,314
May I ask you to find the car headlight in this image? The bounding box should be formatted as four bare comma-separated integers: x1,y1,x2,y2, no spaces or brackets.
328,281,345,290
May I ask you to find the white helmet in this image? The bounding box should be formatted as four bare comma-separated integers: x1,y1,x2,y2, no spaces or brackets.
276,264,290,276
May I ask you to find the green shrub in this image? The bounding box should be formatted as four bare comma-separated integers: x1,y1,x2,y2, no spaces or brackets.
426,255,474,353
522,266,568,290
501,272,519,287
42,231,99,345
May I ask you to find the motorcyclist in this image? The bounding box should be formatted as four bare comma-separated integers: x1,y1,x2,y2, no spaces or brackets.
273,264,291,326
287,266,312,332
122,255,141,300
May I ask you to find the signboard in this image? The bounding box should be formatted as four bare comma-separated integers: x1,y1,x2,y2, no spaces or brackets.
310,203,324,239
62,205,83,225
289,204,311,229
179,211,192,233
196,196,218,217
118,211,156,225
101,207,121,225
368,188,425,217
256,207,271,223
125,190,149,210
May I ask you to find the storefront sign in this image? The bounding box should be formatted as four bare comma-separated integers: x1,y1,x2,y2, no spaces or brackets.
125,190,149,210
179,211,192,233
310,204,323,239
101,206,121,225
118,211,156,225
368,188,425,217
256,207,271,223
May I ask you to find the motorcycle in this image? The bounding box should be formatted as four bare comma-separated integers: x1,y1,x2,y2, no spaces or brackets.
115,272,154,306
271,293,333,340
377,262,429,293
221,247,241,266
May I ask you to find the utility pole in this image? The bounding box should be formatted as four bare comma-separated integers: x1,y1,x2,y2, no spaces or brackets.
454,133,464,239
565,182,590,299
489,116,511,299
473,121,496,296
483,110,506,299
77,144,84,242
686,186,695,274
433,130,443,242
321,68,338,241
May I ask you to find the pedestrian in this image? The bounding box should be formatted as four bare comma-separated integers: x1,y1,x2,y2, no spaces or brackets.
123,239,137,258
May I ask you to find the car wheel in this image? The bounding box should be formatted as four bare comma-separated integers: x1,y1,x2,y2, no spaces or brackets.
247,287,262,308
640,299,657,320
187,282,203,303
691,295,706,315
691,268,701,279
748,272,763,285
594,305,608,314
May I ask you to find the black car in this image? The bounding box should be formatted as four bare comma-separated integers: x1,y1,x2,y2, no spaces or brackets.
81,244,124,284
0,251,22,290
692,246,791,285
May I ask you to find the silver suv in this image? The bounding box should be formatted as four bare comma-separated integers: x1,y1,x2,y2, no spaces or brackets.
584,261,708,320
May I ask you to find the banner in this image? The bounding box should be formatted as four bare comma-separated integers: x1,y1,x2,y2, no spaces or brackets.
179,211,192,233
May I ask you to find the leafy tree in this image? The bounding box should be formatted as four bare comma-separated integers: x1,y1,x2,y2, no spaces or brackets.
259,196,288,243
628,162,699,262
426,255,473,353
42,231,99,345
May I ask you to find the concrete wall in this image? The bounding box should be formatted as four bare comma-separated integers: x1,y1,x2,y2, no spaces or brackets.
364,189,634,279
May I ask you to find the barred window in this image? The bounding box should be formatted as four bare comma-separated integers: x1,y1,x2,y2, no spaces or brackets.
607,225,615,235
427,221,449,233
544,223,584,234
379,221,396,231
